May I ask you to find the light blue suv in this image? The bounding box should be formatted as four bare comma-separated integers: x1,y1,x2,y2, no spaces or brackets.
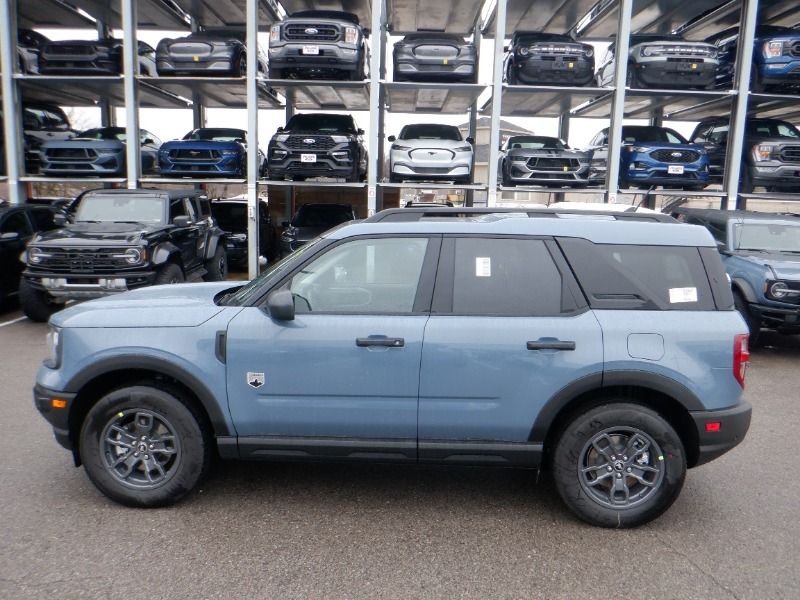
34,207,752,528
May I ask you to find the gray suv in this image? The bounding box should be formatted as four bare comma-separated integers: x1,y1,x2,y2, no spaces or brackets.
34,207,751,528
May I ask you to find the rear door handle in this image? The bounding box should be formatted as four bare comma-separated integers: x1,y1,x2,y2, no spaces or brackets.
356,337,405,348
527,340,576,351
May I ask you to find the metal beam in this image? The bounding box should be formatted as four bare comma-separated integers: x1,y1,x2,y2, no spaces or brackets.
467,23,482,207
0,1,25,204
605,0,633,203
723,0,759,210
376,19,388,211
247,0,260,278
121,0,140,189
366,0,385,215
486,0,508,207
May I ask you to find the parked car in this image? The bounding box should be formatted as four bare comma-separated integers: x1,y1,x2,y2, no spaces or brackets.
689,117,800,192
388,124,473,184
499,135,589,187
0,103,75,174
0,201,58,306
587,125,710,190
39,39,156,76
20,189,226,322
34,206,751,529
505,32,595,86
156,29,267,77
279,202,356,256
393,33,477,83
211,196,276,267
159,128,265,178
706,25,800,92
596,34,718,89
17,28,50,74
267,113,367,182
673,208,800,345
268,10,368,80
39,127,161,177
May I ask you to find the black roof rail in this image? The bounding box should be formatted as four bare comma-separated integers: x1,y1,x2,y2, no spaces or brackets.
366,207,677,223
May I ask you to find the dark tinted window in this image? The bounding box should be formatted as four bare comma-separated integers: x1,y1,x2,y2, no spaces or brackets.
212,203,246,231
284,114,357,134
293,204,353,228
622,126,687,144
451,238,564,316
184,129,245,142
559,238,715,311
29,208,57,231
399,124,462,141
0,211,32,236
507,136,566,150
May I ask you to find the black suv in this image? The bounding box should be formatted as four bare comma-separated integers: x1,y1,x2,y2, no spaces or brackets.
0,201,59,306
690,117,800,192
211,196,277,267
20,189,227,322
267,113,367,182
504,32,595,86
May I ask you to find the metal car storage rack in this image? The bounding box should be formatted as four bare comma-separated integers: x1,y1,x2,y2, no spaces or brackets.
1,0,799,278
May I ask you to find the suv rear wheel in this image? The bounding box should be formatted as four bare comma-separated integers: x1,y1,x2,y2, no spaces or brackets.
79,384,210,507
154,263,185,285
552,402,686,528
204,245,228,281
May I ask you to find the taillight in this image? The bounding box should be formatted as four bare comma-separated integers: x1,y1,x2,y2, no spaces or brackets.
733,333,750,388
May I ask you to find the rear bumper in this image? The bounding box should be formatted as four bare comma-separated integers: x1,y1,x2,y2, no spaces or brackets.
691,400,752,467
157,57,236,75
394,58,476,81
634,60,716,88
513,56,594,85
33,383,75,450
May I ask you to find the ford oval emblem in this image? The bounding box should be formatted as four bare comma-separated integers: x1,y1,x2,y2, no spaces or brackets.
303,138,316,144
305,27,318,35
671,152,682,157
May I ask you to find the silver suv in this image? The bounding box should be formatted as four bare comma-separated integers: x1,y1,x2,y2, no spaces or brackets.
388,124,474,184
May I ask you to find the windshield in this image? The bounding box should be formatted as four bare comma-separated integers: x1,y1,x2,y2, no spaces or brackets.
622,126,687,144
507,136,566,150
78,128,126,141
746,121,800,139
75,195,165,224
184,129,246,142
734,222,800,253
399,125,462,141
516,33,573,44
211,203,246,232
191,30,244,41
293,205,353,228
284,114,356,134
221,237,326,306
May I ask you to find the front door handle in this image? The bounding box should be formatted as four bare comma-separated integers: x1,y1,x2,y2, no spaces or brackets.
527,340,576,351
356,337,405,348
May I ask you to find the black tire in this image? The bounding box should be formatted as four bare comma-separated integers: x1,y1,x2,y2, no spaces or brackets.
506,62,517,85
78,384,210,507
750,70,765,94
625,66,640,89
734,290,761,346
347,165,361,183
154,263,185,285
389,173,402,183
740,168,755,193
348,64,363,81
204,244,228,282
235,54,246,77
501,166,514,187
19,278,60,322
552,402,686,528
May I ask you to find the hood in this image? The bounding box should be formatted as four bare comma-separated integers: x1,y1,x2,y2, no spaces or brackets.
629,40,716,52
46,39,120,49
161,140,244,150
734,252,800,279
398,139,472,150
40,139,125,150
51,282,236,329
625,142,705,152
507,147,588,158
32,222,164,246
742,134,800,145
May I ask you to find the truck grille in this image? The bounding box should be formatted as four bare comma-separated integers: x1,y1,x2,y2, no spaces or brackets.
527,157,580,171
285,24,340,42
45,148,98,160
780,146,800,163
169,149,221,160
36,247,131,273
285,135,336,150
650,149,699,163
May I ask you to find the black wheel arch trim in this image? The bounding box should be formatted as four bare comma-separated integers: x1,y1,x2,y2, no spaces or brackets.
152,242,181,266
528,370,704,443
63,355,234,437
731,277,758,303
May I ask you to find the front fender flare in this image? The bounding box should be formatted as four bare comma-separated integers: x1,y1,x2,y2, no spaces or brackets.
152,242,180,266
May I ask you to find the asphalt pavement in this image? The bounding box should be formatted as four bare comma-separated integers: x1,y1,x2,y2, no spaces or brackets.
0,301,798,600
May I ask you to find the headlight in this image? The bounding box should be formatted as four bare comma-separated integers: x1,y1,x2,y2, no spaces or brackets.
642,46,654,57
767,281,799,300
28,246,52,264
274,134,288,143
764,41,784,58
454,145,472,152
518,47,529,56
345,27,358,44
270,25,280,43
112,247,145,265
752,144,774,162
584,47,594,57
392,144,412,151
44,327,62,369
331,151,350,160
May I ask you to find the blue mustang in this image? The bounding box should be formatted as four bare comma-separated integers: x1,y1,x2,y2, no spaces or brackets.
159,128,265,178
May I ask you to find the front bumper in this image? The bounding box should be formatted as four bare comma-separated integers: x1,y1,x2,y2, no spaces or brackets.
268,140,357,179
41,149,125,177
748,301,800,330
758,60,800,86
513,56,594,85
159,153,244,177
34,383,76,450
269,43,361,73
506,158,589,185
394,56,476,81
751,164,800,190
691,400,752,466
24,270,157,299
390,148,472,181
633,59,717,88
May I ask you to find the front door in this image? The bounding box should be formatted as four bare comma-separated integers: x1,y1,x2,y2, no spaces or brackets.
226,235,439,455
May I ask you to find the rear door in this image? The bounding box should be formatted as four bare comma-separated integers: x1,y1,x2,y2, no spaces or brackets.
418,236,603,460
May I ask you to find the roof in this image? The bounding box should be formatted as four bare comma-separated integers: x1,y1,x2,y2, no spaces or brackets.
84,188,205,200
458,117,533,135
674,208,800,224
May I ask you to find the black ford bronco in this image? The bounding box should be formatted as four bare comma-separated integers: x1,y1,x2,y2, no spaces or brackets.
20,189,227,322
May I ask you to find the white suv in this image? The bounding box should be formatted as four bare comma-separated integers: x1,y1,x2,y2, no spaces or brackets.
388,124,473,184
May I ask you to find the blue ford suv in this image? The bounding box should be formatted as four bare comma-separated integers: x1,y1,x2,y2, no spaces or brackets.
587,126,709,190
34,207,751,528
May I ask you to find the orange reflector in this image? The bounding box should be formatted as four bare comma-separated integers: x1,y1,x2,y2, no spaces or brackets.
51,399,68,409
705,422,721,432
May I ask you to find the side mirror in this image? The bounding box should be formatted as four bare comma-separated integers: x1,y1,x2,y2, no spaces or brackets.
267,288,295,321
716,240,731,255
53,213,67,227
503,45,509,52
276,126,284,133
281,219,290,228
466,137,474,144
173,215,192,227
387,135,396,142
143,138,155,145
357,128,365,135
0,232,20,242
362,28,371,37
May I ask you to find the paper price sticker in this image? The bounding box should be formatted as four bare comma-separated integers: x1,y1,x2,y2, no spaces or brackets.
669,287,698,303
475,257,491,277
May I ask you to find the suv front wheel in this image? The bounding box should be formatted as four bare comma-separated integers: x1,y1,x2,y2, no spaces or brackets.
19,278,61,322
552,402,686,528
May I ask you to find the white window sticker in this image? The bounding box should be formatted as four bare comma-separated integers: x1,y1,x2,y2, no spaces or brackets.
475,257,491,277
669,287,698,303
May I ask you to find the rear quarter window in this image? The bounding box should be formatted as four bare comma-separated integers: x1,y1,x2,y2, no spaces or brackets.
558,238,716,311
